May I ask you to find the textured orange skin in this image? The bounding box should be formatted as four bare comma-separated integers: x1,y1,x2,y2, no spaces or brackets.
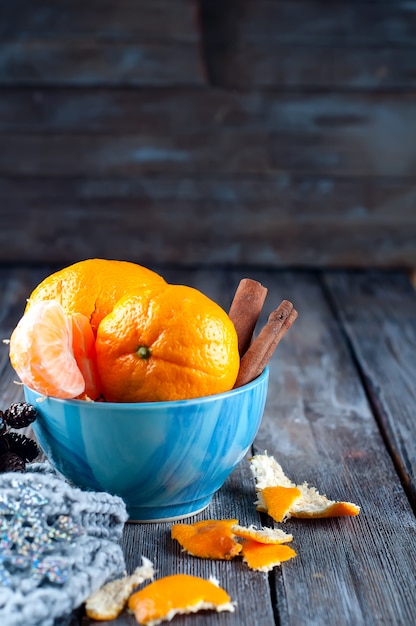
261,486,302,522
25,258,166,334
128,574,233,625
95,284,240,402
171,519,242,560
71,312,101,400
241,540,297,571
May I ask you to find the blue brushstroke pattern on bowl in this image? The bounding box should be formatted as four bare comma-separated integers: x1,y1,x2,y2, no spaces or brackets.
25,367,268,522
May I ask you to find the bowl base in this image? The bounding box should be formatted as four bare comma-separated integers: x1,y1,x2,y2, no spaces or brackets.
126,499,212,524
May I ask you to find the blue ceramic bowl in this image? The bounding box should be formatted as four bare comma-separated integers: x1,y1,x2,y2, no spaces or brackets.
25,368,268,522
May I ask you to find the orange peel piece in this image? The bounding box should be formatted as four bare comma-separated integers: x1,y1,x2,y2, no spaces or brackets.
232,523,293,544
85,557,154,621
258,486,302,523
171,519,242,560
250,454,360,520
127,574,235,625
241,540,297,572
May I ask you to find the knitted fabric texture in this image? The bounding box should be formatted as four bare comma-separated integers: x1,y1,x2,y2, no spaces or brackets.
0,463,128,626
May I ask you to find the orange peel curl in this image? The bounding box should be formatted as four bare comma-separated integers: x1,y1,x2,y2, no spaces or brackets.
250,453,360,521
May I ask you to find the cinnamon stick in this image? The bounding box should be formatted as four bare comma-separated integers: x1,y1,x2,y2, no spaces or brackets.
233,300,298,388
229,278,268,356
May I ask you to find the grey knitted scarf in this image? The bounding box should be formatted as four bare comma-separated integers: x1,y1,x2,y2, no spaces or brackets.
0,463,128,626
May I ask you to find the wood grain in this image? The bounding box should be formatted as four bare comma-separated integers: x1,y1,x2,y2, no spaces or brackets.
323,270,416,507
244,269,416,626
0,0,200,42
1,267,415,625
203,0,416,89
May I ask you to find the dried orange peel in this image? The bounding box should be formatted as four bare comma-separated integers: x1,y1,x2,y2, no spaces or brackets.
250,453,360,521
171,518,242,560
241,540,297,572
171,518,295,573
127,574,235,626
85,557,154,621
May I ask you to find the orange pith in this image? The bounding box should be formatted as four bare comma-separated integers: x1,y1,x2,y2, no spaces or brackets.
9,300,85,399
232,524,293,545
171,519,242,560
95,284,240,402
25,258,166,334
127,574,234,625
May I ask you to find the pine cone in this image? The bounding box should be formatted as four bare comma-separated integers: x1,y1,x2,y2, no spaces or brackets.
0,451,26,472
0,412,7,436
4,402,39,429
5,432,40,462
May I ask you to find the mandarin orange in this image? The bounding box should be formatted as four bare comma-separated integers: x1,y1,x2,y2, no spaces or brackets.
95,284,240,402
25,258,166,334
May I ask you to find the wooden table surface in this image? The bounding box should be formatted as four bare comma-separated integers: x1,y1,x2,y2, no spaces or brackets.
1,265,415,626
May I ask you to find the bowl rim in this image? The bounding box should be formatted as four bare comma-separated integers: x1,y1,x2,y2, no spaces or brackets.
24,366,269,409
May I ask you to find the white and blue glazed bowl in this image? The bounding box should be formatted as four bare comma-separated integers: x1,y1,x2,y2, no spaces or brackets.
24,367,268,522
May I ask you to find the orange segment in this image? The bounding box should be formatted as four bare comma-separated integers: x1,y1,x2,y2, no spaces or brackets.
25,258,166,334
95,285,240,402
171,519,242,560
241,540,297,572
128,574,235,625
258,486,302,523
9,300,85,399
71,312,101,400
250,454,360,520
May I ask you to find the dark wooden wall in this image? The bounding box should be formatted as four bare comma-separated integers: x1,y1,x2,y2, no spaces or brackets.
0,0,415,269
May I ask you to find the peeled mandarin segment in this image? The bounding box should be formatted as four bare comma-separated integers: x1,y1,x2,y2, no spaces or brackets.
71,312,101,400
9,300,85,399
231,523,293,545
241,540,297,572
95,284,240,402
128,574,235,626
171,519,242,560
250,454,360,519
25,258,166,333
259,486,302,523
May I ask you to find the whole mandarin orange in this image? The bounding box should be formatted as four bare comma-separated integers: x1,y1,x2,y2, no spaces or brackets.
25,258,166,334
95,284,240,402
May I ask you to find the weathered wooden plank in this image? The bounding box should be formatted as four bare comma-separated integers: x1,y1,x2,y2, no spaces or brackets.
203,1,416,46
2,88,416,136
0,196,415,268
0,0,200,42
1,89,415,176
202,0,416,88
1,266,416,626
0,41,206,86
1,174,416,219
216,44,416,90
322,270,416,506
1,128,415,178
235,269,416,626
